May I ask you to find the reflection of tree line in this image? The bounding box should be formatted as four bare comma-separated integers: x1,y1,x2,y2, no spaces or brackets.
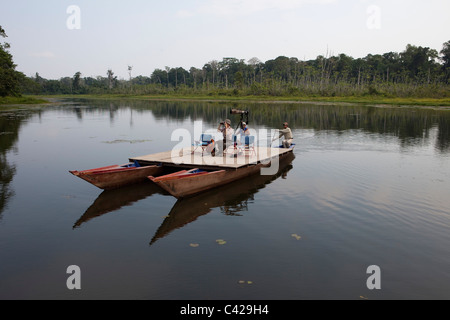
66,99,231,124
436,116,450,151
0,112,33,218
67,99,450,153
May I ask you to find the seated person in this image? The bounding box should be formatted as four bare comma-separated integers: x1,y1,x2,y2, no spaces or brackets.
275,122,293,148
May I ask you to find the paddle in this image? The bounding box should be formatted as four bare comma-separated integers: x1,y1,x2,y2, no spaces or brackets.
270,130,279,148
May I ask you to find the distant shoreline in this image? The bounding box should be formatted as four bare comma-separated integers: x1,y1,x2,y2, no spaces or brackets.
2,94,450,109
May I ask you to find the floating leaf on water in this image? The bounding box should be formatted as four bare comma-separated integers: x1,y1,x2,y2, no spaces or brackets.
247,281,253,285
360,295,368,300
190,243,199,248
216,239,227,245
291,234,302,240
238,280,253,285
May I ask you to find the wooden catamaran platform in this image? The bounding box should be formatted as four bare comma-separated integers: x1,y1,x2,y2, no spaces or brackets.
70,145,295,197
129,146,292,171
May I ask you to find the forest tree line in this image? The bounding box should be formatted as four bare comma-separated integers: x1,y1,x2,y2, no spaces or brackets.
2,21,449,99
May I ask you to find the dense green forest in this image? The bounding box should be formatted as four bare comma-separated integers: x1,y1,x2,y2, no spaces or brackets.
0,26,23,97
22,41,450,99
1,24,450,100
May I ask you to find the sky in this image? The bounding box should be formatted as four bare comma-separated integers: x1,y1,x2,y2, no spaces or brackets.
1,0,449,79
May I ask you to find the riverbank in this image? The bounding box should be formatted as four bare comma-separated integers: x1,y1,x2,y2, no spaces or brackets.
50,93,450,108
2,94,450,108
0,96,49,106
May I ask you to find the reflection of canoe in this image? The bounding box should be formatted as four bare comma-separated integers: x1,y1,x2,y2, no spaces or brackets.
73,181,163,229
148,149,294,199
69,162,164,190
149,152,294,245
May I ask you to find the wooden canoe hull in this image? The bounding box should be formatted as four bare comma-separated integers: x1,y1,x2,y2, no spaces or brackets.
149,167,258,199
70,164,164,190
149,150,294,199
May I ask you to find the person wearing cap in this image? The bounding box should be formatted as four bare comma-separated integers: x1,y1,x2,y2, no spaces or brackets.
237,121,251,147
240,122,251,136
217,119,233,153
274,122,293,148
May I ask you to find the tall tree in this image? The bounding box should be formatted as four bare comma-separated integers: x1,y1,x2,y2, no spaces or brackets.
107,69,115,89
165,66,170,88
208,60,219,86
151,68,167,86
401,44,438,81
248,57,261,83
441,41,450,68
72,72,82,93
0,25,23,97
440,40,450,82
128,66,133,81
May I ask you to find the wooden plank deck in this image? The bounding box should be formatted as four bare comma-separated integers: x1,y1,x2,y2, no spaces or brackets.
130,146,293,171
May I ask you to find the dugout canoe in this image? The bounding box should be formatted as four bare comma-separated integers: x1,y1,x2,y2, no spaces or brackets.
148,146,294,199
69,162,164,190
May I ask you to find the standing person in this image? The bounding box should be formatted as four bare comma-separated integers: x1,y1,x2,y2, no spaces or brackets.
218,119,233,153
274,122,293,148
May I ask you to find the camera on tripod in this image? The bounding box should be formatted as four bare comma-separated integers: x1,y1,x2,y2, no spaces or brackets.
229,109,250,131
230,109,249,115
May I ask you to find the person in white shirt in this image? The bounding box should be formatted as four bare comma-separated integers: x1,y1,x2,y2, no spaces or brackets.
240,122,251,136
217,119,233,153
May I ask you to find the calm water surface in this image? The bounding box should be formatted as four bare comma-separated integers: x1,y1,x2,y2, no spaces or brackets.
0,99,449,300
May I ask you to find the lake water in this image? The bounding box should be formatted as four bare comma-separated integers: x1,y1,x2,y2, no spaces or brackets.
0,99,449,300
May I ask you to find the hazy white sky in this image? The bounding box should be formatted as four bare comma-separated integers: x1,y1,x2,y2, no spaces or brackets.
1,0,449,79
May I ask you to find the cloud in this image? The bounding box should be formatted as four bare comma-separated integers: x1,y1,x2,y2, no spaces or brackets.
189,0,338,16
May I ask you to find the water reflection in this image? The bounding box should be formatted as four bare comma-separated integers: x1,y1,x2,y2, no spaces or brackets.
0,111,34,219
61,99,450,153
1,100,449,299
437,117,450,152
73,181,164,229
149,153,295,245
